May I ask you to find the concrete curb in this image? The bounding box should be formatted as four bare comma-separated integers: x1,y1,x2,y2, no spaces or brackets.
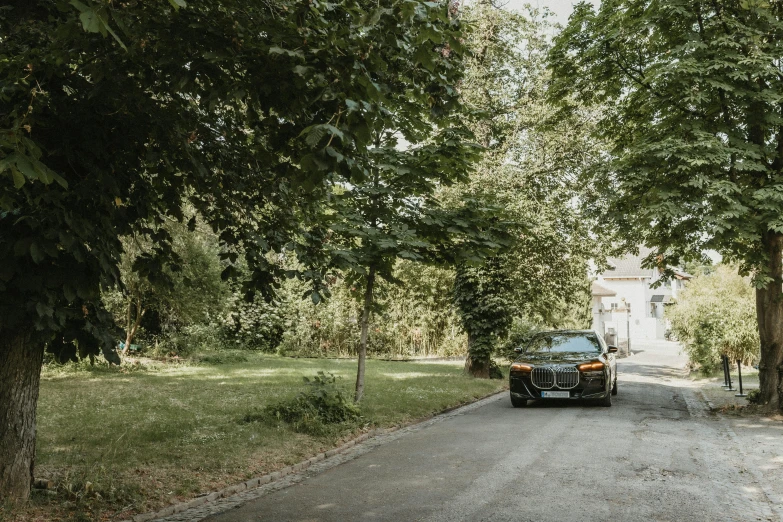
120,389,506,522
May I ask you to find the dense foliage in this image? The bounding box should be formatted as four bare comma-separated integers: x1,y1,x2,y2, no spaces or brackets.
102,214,232,355
452,4,602,376
549,0,783,409
279,262,465,358
668,265,759,372
0,0,480,499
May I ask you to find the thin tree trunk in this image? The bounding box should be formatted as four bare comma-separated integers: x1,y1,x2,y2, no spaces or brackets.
122,296,144,355
756,232,783,410
354,267,376,403
122,296,133,355
0,329,45,501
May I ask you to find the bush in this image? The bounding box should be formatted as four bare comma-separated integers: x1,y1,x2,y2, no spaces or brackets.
101,214,232,357
499,317,541,361
219,291,286,351
667,265,759,373
276,262,467,359
252,372,361,436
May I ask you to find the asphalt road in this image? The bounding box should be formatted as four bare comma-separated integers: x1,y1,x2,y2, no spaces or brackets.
183,340,781,522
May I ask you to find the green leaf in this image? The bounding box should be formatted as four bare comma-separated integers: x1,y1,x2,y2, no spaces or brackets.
13,154,38,181
168,0,187,9
10,167,25,189
78,8,102,33
305,126,328,147
101,14,127,51
30,242,45,263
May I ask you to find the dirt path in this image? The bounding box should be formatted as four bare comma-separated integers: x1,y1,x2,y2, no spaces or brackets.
157,340,782,522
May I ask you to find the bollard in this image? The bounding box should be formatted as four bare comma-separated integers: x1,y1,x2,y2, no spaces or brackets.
721,355,730,388
735,360,747,398
724,357,735,391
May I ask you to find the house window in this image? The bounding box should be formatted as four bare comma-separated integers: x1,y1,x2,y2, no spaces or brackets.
650,303,656,317
611,302,618,310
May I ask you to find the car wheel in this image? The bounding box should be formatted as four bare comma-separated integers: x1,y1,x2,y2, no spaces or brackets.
510,395,528,408
599,391,612,407
611,378,618,396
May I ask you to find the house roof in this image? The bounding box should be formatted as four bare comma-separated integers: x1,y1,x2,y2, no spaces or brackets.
650,294,672,303
591,281,617,297
600,247,693,280
602,247,655,278
672,269,693,280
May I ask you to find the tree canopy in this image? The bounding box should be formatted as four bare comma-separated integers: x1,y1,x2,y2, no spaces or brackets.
549,0,783,410
453,3,602,376
0,0,478,499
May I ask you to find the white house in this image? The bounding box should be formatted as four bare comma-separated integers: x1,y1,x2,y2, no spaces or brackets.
591,247,691,341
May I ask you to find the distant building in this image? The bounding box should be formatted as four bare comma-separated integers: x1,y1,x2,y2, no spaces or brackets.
591,247,691,341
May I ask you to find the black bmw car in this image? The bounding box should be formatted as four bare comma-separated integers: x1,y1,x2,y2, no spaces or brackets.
509,330,617,407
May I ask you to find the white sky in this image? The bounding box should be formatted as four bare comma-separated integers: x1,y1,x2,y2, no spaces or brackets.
500,0,599,25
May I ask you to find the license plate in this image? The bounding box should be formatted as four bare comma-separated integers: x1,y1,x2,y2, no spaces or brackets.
541,391,570,398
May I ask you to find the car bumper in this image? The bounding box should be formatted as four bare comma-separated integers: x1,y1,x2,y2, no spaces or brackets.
509,374,610,400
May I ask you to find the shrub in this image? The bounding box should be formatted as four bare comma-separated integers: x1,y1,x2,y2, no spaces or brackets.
252,372,361,436
499,317,541,361
219,291,286,351
276,262,467,359
667,265,759,373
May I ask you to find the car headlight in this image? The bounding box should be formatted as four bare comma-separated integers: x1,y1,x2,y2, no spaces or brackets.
510,362,533,373
577,361,605,372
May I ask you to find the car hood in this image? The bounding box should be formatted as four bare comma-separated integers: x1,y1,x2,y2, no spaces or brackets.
517,352,599,364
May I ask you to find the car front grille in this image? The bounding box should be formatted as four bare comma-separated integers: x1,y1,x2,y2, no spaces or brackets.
531,367,555,389
531,365,580,390
553,366,580,389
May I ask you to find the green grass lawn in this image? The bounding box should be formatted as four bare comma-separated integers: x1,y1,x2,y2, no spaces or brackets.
9,353,505,522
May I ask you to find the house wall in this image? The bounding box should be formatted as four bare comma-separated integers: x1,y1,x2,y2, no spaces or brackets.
600,310,629,342
597,278,647,317
591,296,604,334
595,276,675,340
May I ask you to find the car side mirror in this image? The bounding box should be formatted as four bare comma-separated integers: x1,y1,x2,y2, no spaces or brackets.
607,345,618,353
514,347,523,353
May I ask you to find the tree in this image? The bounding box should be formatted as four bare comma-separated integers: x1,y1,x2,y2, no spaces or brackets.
453,4,603,376
454,256,513,378
0,0,472,500
323,135,497,401
549,0,783,410
668,265,759,372
284,0,515,403
102,214,231,355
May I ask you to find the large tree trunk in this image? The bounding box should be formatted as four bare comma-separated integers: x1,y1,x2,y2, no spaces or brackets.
354,267,376,403
756,232,783,411
0,329,45,501
465,332,491,378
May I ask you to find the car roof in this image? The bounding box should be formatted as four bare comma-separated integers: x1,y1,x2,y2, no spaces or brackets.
534,329,596,335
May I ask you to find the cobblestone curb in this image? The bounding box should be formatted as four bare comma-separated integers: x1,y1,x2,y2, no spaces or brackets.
120,390,507,522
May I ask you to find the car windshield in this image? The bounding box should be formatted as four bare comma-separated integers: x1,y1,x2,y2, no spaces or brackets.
523,333,602,354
